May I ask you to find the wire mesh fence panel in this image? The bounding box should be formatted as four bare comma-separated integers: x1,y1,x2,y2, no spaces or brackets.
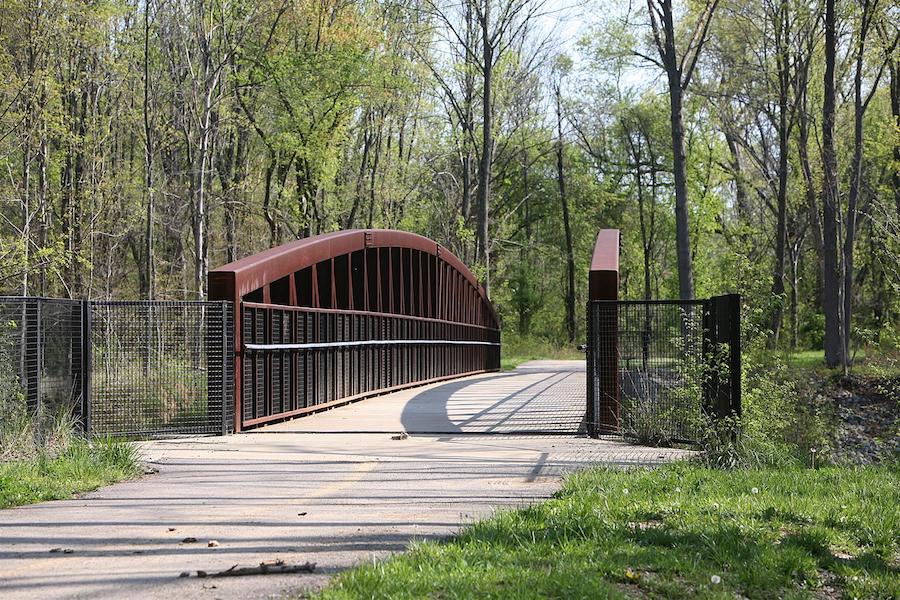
0,297,85,425
88,301,233,437
588,299,739,444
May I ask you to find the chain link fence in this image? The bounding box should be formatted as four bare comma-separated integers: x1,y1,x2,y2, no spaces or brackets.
0,297,233,437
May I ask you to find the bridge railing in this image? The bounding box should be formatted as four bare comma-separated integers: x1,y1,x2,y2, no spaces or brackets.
239,302,500,428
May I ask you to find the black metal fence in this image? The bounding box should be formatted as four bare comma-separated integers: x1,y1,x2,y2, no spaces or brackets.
0,298,86,422
240,302,501,428
0,297,233,437
586,294,741,443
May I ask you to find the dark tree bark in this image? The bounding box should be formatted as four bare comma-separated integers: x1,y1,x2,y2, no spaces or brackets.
477,0,493,296
554,83,576,342
143,0,155,299
723,127,750,222
646,0,719,300
821,0,843,368
769,0,793,348
665,55,694,300
891,42,900,220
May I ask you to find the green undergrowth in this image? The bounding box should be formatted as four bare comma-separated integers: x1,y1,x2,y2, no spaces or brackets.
501,334,584,371
0,437,140,508
316,463,899,599
1,385,140,509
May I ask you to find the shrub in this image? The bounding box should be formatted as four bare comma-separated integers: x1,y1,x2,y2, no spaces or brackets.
696,324,834,469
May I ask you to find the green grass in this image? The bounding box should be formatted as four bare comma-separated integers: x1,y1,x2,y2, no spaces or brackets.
785,349,870,370
784,348,899,379
316,464,899,599
0,438,140,508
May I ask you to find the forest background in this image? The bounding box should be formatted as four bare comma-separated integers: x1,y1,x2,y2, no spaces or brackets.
1,0,897,370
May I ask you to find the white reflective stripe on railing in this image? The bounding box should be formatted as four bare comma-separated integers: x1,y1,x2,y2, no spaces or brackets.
244,339,500,351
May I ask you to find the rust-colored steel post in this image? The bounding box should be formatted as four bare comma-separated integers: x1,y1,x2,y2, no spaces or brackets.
588,229,619,436
208,270,242,432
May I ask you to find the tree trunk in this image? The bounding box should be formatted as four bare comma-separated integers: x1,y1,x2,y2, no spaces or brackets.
556,85,576,342
789,239,800,350
891,54,900,219
843,1,873,369
724,128,750,222
667,78,694,300
519,142,531,336
477,0,492,296
143,0,155,300
821,0,843,368
769,8,790,348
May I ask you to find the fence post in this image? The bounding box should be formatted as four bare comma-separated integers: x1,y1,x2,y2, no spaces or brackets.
702,294,741,420
585,302,595,436
81,300,92,436
33,299,43,415
588,230,620,437
720,294,741,418
221,302,230,435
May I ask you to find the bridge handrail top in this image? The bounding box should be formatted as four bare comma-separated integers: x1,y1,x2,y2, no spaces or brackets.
242,301,501,332
589,229,619,273
244,339,500,351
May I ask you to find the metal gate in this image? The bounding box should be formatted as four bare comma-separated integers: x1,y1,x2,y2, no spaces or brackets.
586,294,741,443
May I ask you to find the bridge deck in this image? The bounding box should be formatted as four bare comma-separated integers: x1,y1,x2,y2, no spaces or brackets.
261,360,587,435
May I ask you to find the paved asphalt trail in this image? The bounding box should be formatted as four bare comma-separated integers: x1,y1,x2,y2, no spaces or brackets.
0,361,690,599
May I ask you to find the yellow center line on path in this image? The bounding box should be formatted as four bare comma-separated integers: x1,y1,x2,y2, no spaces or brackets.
305,461,378,499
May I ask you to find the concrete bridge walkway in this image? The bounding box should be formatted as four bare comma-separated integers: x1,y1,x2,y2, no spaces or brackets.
0,361,690,600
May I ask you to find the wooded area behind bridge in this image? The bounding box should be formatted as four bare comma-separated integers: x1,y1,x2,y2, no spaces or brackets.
0,0,897,370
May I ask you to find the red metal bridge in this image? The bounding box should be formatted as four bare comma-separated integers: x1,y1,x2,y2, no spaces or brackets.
209,229,500,432
207,227,738,439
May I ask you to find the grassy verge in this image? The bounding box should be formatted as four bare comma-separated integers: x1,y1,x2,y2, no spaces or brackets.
317,463,899,599
0,438,140,509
